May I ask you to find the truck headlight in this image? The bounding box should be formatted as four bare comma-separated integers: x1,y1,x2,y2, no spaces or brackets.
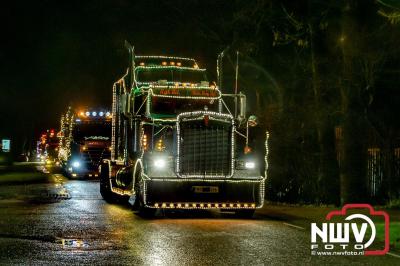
72,161,81,168
154,158,166,169
236,160,256,170
244,161,255,169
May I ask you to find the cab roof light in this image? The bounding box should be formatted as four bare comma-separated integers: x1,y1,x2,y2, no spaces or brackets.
155,138,165,152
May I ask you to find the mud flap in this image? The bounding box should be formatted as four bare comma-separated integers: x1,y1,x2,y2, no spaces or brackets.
128,193,137,206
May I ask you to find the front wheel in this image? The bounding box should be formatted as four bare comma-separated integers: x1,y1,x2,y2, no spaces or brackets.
99,162,115,203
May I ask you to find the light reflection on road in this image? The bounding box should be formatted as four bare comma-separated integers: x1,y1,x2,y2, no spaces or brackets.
1,178,398,265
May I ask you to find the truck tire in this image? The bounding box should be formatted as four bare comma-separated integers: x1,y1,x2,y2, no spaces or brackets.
100,162,115,203
234,209,255,218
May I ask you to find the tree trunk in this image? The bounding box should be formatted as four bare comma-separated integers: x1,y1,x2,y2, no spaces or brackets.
339,1,369,204
340,103,368,203
309,22,340,204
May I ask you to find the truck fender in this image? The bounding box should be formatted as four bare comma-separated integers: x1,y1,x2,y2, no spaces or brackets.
132,159,143,192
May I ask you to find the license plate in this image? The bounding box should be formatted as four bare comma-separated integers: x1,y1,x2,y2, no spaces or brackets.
193,186,219,193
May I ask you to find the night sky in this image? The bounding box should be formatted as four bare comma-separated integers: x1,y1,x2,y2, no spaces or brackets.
1,0,233,153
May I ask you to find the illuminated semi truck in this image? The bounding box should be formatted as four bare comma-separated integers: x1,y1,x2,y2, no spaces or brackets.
58,107,112,178
100,45,267,217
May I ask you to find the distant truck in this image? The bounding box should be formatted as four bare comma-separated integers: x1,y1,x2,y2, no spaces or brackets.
36,129,59,164
100,44,267,217
58,107,112,178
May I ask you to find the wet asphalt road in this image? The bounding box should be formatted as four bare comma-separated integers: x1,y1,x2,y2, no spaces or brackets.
0,174,399,265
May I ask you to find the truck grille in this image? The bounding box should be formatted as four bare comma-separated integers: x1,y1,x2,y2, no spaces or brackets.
82,147,110,170
177,113,233,178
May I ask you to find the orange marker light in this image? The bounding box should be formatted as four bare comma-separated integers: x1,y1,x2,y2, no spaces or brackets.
244,146,252,154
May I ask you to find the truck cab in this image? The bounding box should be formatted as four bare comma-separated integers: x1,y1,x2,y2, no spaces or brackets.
59,108,112,178
101,51,267,217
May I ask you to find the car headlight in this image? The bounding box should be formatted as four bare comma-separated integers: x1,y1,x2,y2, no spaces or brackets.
154,158,166,169
72,161,81,168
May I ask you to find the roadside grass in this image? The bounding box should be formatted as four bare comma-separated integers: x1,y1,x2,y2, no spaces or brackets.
375,222,400,250
0,172,49,185
0,162,50,185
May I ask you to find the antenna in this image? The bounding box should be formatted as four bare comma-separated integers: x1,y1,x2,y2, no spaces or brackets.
234,51,239,118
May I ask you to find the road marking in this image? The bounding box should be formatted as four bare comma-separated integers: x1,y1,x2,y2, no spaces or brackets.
387,252,400,259
283,222,305,230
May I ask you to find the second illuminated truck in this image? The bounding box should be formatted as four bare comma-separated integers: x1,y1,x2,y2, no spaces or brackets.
100,44,267,217
58,107,112,178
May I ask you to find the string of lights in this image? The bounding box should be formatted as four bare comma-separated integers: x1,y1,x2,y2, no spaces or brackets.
135,55,197,62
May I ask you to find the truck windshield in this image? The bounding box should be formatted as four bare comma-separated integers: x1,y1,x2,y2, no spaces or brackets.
151,97,218,117
136,68,207,84
73,122,111,142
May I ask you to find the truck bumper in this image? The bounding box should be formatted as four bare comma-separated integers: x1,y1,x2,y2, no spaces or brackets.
142,178,265,209
68,168,100,179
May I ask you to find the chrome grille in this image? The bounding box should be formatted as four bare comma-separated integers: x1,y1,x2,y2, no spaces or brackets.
177,114,233,177
82,148,110,170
